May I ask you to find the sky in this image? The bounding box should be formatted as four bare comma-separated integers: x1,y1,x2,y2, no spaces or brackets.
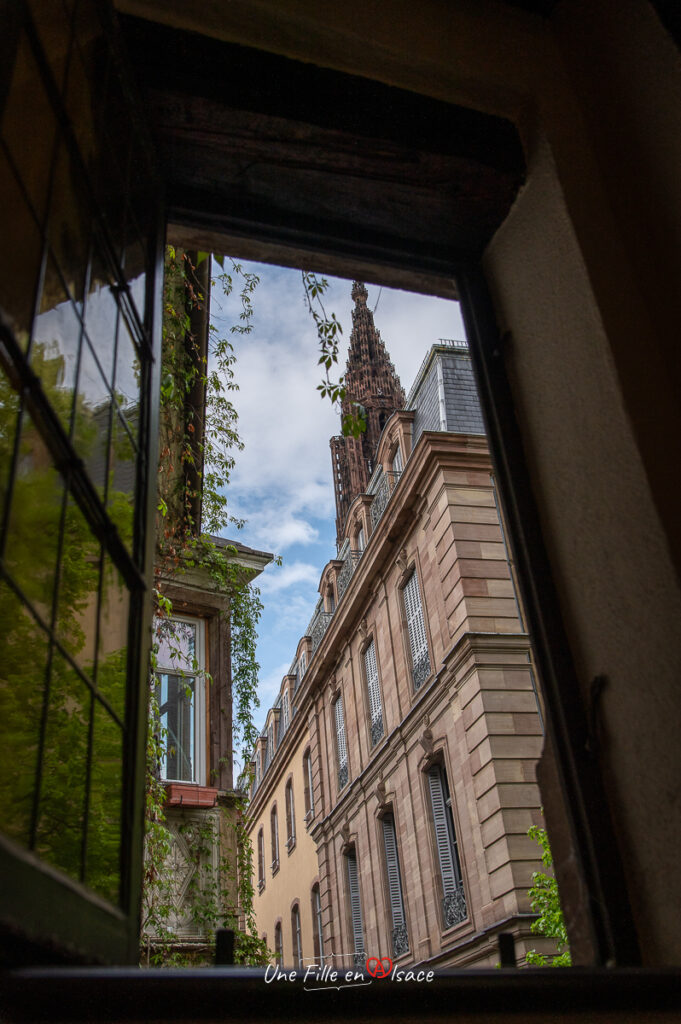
210,261,465,737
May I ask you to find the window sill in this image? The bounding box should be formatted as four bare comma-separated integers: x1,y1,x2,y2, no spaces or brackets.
286,837,296,855
271,861,280,876
165,783,219,808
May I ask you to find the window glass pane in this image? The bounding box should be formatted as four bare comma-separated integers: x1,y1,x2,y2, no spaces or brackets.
83,243,119,390
27,0,73,98
155,673,195,782
45,140,91,308
156,618,197,674
0,30,58,226
114,313,141,428
3,412,65,618
73,336,113,498
86,701,122,903
0,148,43,348
30,267,82,433
0,580,50,847
108,411,136,551
0,363,21,523
96,556,129,722
54,498,100,675
35,650,89,882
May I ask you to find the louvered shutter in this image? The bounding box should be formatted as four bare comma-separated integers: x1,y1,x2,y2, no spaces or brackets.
346,851,365,957
282,691,290,732
364,640,384,744
258,830,264,884
306,751,315,817
427,766,458,894
382,815,406,930
404,571,430,689
335,694,348,788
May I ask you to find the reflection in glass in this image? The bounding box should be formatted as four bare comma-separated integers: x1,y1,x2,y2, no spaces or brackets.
86,701,122,903
35,651,89,883
54,499,100,674
31,270,82,433
0,149,43,349
0,580,49,846
155,618,198,782
155,674,195,783
0,30,58,225
114,313,141,419
28,1,73,97
0,364,21,524
47,141,91,307
96,556,129,722
3,411,65,618
108,412,136,549
84,244,119,389
73,337,112,497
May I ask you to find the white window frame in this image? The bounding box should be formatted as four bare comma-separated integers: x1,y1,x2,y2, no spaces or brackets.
403,569,430,691
154,614,206,785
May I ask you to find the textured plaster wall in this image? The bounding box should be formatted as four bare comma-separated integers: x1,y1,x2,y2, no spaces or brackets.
483,138,681,963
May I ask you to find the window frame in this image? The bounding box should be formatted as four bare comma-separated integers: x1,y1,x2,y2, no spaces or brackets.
303,747,315,823
333,691,349,793
362,635,384,747
270,804,280,875
153,615,207,786
285,778,296,852
424,759,468,933
401,566,431,693
291,902,303,968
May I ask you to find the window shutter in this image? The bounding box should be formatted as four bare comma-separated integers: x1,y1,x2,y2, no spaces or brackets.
346,851,365,960
335,694,348,789
404,571,430,690
427,765,467,927
305,751,315,818
382,814,409,956
364,640,384,745
281,691,290,736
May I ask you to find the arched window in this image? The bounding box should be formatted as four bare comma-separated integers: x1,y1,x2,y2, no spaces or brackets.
291,903,303,967
285,779,296,851
257,828,265,892
303,749,315,822
274,921,283,964
270,805,279,873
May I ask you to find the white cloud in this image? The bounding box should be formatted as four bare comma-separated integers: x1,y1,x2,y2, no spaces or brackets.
258,560,321,595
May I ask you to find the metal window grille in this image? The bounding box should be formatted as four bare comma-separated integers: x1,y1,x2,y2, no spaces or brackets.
334,694,349,790
364,639,384,746
346,850,365,965
427,764,467,928
403,570,431,690
382,814,409,956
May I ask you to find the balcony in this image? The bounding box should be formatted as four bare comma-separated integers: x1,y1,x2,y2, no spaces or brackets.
370,470,402,529
307,600,334,655
337,550,360,600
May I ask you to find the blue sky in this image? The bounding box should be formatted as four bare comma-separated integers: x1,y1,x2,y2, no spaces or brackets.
210,262,465,735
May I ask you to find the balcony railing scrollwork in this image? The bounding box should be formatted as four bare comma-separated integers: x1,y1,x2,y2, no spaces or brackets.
310,606,334,655
370,470,401,528
370,714,384,747
337,550,360,601
391,924,409,958
442,883,467,928
412,649,431,691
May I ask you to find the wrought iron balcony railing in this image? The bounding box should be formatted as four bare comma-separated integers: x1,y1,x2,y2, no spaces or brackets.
443,883,467,928
391,924,409,957
370,470,402,528
309,605,334,655
337,550,360,600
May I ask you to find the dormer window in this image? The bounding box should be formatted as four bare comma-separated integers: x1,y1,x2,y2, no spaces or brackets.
392,444,403,475
356,525,365,553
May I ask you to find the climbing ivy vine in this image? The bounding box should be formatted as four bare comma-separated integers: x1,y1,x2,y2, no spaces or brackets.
143,248,269,966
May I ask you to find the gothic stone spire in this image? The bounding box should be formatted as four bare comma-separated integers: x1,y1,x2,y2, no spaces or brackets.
330,282,406,546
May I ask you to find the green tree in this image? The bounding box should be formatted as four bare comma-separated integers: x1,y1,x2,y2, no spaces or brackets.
526,825,572,967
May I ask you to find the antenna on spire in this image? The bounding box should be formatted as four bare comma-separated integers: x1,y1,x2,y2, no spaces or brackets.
372,287,383,315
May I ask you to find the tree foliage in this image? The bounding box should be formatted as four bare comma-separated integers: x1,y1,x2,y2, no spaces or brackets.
526,825,572,967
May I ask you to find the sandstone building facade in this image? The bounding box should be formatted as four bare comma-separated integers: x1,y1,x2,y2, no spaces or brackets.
247,289,548,969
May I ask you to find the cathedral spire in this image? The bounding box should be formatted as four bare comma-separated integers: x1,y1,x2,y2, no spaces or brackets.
330,282,406,546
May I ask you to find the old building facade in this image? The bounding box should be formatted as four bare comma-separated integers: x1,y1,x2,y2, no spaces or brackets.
247,294,549,968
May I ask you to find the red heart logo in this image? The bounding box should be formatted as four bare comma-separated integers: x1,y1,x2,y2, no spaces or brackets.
365,956,393,978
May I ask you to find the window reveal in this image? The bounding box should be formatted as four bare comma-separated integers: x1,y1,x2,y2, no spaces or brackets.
427,764,467,928
364,638,384,746
382,813,409,957
153,617,205,785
